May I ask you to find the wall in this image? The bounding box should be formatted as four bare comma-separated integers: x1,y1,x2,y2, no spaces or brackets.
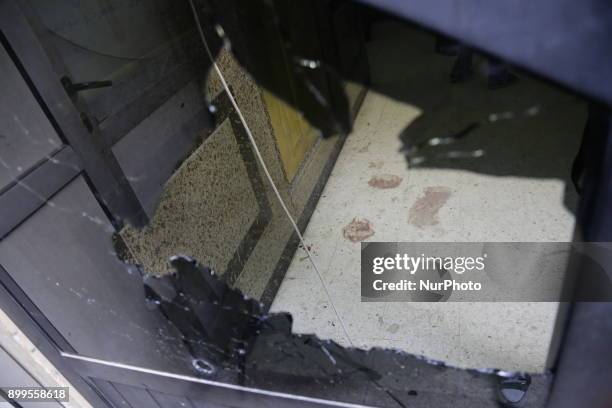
119,48,358,301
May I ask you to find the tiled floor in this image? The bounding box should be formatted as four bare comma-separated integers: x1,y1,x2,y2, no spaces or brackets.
270,23,585,372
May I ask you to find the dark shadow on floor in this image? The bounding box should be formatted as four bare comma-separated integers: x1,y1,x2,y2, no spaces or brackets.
365,21,586,213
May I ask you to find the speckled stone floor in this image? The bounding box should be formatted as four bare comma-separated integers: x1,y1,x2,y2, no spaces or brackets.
270,22,584,372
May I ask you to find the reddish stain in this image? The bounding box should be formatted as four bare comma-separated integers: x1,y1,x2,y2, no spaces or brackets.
368,174,403,189
342,217,375,242
408,186,451,227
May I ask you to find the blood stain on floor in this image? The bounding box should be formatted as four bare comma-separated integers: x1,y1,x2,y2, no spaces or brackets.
408,186,451,227
342,217,375,242
368,174,403,189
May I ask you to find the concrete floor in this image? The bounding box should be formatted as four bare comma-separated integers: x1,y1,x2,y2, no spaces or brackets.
270,23,585,372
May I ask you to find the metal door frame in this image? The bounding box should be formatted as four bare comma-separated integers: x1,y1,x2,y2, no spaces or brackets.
0,0,147,229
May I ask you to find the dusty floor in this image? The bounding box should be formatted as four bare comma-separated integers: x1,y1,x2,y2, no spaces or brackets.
270,23,585,372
